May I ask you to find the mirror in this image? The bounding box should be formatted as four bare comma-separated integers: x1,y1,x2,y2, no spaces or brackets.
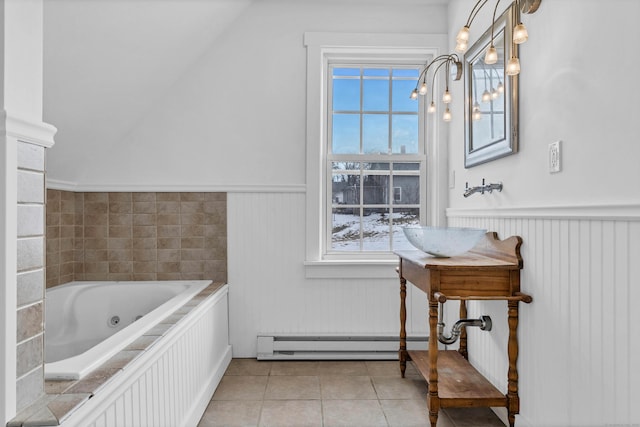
464,3,518,168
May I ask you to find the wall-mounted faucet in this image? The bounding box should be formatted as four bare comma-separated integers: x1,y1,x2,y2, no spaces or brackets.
464,178,503,198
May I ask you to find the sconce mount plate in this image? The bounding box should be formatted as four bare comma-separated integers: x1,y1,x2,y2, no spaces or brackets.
520,0,541,14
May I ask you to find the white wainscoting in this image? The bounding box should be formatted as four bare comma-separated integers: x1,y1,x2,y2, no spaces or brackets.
227,192,430,358
447,206,640,427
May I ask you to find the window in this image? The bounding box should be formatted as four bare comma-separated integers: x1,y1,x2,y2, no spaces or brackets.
304,33,447,276
328,66,423,256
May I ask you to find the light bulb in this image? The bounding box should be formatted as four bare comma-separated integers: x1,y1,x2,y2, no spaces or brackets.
506,57,521,76
484,45,498,65
456,26,470,43
428,102,436,113
491,89,499,100
443,107,452,122
481,90,491,103
513,23,529,44
418,82,428,95
472,105,482,121
497,81,504,93
455,41,468,53
442,89,452,104
410,89,418,100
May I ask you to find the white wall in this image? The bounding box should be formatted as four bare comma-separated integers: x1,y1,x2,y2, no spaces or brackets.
446,1,640,426
448,0,640,208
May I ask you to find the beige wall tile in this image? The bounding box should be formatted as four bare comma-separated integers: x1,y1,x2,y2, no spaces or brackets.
132,238,156,250
16,367,44,413
181,237,204,249
180,261,204,273
133,261,156,273
108,249,132,262
158,237,180,249
132,192,155,202
181,213,204,225
84,238,107,250
133,213,157,226
84,262,109,274
157,192,180,202
157,249,180,262
109,262,133,274
157,272,181,280
133,273,157,281
133,248,156,262
17,270,44,307
109,225,132,238
46,212,60,227
133,202,155,214
157,201,180,214
84,212,108,225
180,192,204,202
205,192,226,202
84,249,108,263
16,303,43,342
158,262,180,273
109,213,132,226
133,226,156,238
108,192,132,202
180,249,203,261
17,335,43,377
181,225,204,237
157,225,180,237
84,225,107,238
84,193,108,202
157,213,179,225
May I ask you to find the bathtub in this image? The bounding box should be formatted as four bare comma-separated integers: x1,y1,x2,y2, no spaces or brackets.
45,280,212,380
41,280,231,427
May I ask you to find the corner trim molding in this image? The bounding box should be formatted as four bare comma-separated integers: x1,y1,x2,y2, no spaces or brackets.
45,179,306,194
1,111,57,148
447,203,640,221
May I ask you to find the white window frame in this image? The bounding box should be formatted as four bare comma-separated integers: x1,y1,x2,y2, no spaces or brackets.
304,33,449,279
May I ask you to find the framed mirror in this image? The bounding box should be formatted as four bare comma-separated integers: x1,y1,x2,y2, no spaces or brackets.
464,3,518,168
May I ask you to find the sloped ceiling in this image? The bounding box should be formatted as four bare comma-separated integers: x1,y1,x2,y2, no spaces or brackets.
43,0,449,185
44,0,253,184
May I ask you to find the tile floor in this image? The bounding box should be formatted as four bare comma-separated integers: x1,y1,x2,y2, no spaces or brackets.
198,359,507,427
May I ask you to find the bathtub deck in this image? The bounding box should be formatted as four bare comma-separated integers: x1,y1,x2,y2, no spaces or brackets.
8,282,227,427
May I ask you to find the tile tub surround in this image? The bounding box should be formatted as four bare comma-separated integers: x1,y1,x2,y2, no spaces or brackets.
45,191,227,287
8,282,226,427
198,359,507,427
17,141,48,413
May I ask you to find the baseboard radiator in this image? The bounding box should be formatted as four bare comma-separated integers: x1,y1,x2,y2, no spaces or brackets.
257,335,428,360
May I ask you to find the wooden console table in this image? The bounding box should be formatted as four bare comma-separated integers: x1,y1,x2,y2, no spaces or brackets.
395,232,532,427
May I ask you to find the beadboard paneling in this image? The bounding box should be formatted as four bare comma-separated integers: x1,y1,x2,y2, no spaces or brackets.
447,211,640,427
227,192,429,357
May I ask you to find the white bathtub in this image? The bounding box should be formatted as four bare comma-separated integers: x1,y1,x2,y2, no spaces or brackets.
45,280,211,380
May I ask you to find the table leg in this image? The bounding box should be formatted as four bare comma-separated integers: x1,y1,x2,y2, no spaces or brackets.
507,300,520,427
428,299,440,427
399,276,407,378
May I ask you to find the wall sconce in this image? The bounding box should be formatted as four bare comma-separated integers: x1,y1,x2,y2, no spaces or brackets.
410,54,462,122
455,0,541,75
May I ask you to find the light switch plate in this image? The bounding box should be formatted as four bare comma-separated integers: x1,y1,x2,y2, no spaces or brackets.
549,140,561,173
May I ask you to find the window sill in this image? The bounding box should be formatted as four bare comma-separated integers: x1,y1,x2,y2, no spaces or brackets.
304,259,399,279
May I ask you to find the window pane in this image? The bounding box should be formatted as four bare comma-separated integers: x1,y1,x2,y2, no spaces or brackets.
363,114,388,154
333,78,360,111
392,174,419,204
391,115,418,154
394,162,420,171
392,79,418,112
363,68,389,77
392,69,419,78
332,171,360,205
333,67,360,77
392,208,420,250
362,208,390,251
363,79,389,111
331,208,361,251
363,174,389,205
332,114,360,154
